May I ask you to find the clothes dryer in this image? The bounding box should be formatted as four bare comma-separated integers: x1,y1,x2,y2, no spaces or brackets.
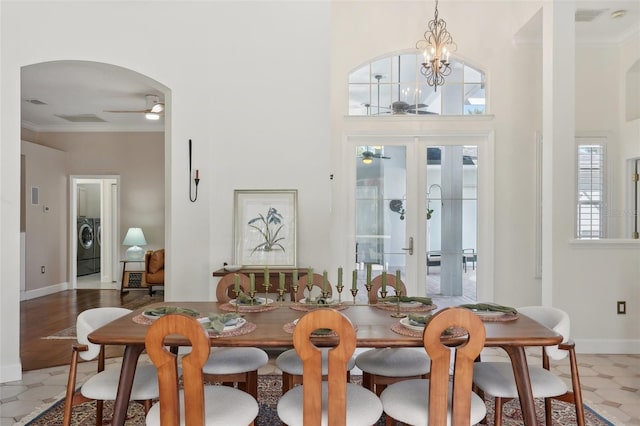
77,217,94,276
93,218,101,273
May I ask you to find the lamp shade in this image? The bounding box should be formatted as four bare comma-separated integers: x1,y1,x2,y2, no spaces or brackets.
123,227,147,261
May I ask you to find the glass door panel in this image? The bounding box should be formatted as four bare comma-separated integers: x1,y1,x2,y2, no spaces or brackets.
355,145,407,297
426,146,478,299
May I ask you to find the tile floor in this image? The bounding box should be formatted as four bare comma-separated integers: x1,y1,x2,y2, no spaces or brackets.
1,350,638,425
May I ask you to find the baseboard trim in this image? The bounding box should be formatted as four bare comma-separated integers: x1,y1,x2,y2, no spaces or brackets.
20,282,69,301
575,338,640,354
0,361,23,383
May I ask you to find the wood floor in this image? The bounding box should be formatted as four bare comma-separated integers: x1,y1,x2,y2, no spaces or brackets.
20,289,154,371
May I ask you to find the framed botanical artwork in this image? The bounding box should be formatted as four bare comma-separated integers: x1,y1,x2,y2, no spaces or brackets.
233,189,297,268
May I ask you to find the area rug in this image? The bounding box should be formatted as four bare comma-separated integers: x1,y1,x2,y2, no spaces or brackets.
23,375,613,425
43,295,163,340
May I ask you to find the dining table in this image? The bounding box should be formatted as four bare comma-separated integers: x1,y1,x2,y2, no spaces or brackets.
88,300,562,426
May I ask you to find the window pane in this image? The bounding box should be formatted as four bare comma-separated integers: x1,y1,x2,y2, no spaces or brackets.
464,65,483,83
371,58,391,81
577,143,605,239
442,83,463,115
349,64,370,84
446,61,464,83
349,84,371,115
371,83,392,115
464,83,485,114
399,54,418,83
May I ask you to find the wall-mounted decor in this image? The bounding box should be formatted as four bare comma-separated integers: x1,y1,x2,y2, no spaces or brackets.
233,189,297,268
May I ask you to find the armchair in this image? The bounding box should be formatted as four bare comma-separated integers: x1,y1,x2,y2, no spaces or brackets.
145,249,164,295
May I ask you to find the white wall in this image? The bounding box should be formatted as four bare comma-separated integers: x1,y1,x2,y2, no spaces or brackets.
20,141,67,296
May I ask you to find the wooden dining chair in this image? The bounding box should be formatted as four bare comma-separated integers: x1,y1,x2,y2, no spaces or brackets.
294,273,333,302
357,275,430,396
380,307,487,426
216,272,250,302
277,309,383,426
145,313,258,426
62,307,158,426
472,306,585,426
207,276,269,398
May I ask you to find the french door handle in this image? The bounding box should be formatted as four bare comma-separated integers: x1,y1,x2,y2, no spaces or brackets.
402,237,414,255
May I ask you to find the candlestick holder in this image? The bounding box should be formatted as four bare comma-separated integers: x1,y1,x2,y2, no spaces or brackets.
390,291,407,318
232,288,241,314
276,288,286,302
291,282,299,302
379,289,388,300
248,289,257,306
321,290,330,300
350,288,358,305
336,283,344,303
263,282,271,304
365,282,373,304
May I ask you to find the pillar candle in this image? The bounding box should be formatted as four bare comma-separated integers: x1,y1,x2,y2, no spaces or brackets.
234,273,240,292
395,269,401,294
366,263,372,285
322,271,328,292
279,272,285,290
352,269,357,290
338,267,343,285
293,269,298,285
307,267,313,285
264,267,269,286
249,273,255,293
381,271,387,293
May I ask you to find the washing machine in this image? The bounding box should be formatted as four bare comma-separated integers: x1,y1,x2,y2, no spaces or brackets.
93,218,101,274
77,217,95,276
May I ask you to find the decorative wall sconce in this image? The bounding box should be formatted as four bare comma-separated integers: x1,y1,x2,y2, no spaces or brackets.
189,139,200,202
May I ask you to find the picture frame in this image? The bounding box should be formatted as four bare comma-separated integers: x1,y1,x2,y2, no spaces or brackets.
233,189,297,268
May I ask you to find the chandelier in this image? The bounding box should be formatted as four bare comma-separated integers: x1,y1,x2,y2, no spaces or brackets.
416,0,457,91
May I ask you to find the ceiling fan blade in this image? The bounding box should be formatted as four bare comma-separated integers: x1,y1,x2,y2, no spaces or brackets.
103,109,148,113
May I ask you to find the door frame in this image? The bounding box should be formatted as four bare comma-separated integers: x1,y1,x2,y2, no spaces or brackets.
69,175,120,289
345,129,494,301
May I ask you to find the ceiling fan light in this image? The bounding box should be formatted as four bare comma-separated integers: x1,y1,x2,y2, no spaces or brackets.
362,157,373,165
145,112,160,120
150,103,164,113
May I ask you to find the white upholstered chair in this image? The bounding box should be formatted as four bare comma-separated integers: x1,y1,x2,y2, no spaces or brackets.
472,306,585,426
62,307,158,426
380,307,487,426
145,313,258,425
356,276,430,396
205,275,269,398
277,309,383,426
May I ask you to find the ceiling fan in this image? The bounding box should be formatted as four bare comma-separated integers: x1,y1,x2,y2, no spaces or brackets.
360,147,390,164
104,94,164,120
366,101,433,115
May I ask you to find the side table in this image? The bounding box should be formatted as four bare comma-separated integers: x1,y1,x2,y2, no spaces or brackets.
120,260,146,295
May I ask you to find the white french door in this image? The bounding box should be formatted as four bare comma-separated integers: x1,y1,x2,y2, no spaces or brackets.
351,132,493,302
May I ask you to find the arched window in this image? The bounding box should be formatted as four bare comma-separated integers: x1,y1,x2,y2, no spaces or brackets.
348,52,486,116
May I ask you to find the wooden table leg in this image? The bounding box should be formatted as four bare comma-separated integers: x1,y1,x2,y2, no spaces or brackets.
503,346,537,426
111,344,145,426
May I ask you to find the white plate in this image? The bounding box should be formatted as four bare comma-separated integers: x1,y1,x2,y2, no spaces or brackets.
143,312,164,321
201,317,247,332
299,298,339,306
400,317,426,332
224,264,242,272
229,297,274,306
382,300,422,308
471,310,506,318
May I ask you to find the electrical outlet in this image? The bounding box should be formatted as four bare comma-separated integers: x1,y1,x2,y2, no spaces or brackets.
617,301,626,315
41,266,45,274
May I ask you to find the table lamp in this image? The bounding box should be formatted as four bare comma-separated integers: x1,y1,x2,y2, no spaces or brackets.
122,227,147,261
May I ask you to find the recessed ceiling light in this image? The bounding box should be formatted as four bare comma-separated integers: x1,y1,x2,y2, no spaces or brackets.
611,10,627,19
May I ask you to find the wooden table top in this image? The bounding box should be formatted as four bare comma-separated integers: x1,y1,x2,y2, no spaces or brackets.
88,301,562,349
